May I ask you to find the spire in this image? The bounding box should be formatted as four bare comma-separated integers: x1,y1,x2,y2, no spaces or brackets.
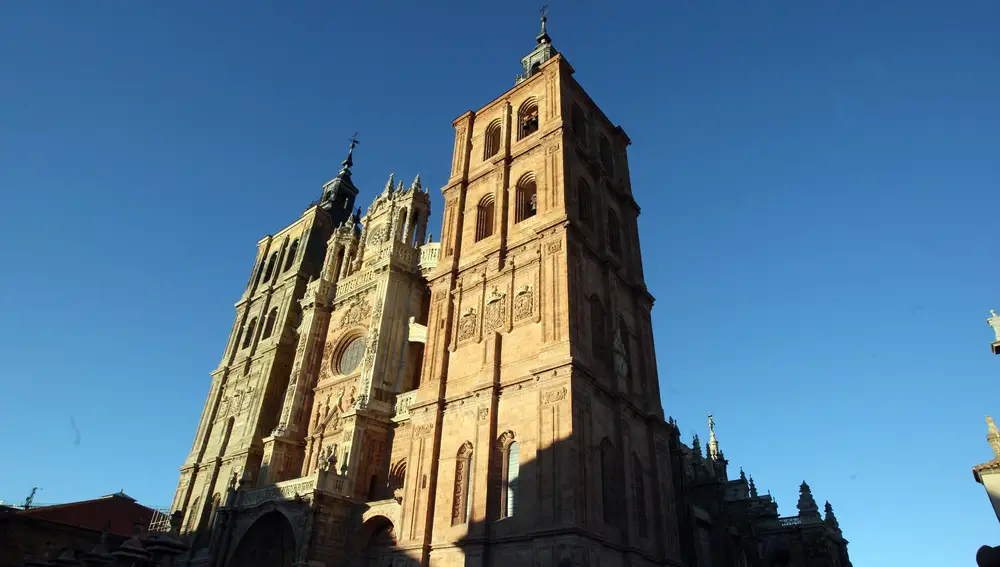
410,174,422,192
340,132,359,174
516,7,558,84
319,133,361,227
796,481,821,520
749,475,758,498
384,173,395,195
707,414,720,461
691,434,702,458
739,468,747,482
537,5,551,45
824,500,841,531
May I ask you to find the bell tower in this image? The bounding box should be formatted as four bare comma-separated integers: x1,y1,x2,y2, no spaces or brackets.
396,13,683,567
170,140,361,546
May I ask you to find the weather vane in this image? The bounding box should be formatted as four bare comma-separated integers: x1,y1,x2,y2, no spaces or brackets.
541,5,548,19
348,132,360,147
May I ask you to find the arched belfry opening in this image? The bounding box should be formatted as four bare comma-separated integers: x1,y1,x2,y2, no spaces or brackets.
227,511,296,567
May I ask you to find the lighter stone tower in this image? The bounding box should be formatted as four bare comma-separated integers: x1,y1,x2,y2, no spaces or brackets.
385,13,684,567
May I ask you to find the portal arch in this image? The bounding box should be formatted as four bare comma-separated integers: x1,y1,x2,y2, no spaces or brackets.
227,510,296,567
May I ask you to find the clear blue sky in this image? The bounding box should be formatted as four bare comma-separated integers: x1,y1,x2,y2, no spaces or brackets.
1,1,998,564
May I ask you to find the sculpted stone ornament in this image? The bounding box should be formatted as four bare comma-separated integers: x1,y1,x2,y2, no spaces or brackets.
341,296,372,327
484,287,507,330
459,308,478,340
513,285,533,321
613,327,629,379
989,415,999,436
989,309,1000,342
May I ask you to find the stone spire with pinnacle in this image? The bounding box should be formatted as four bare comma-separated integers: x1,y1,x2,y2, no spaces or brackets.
691,434,702,458
749,475,758,498
797,481,822,521
824,500,841,531
707,414,721,461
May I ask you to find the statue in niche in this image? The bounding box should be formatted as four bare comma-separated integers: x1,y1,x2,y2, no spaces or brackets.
613,326,629,380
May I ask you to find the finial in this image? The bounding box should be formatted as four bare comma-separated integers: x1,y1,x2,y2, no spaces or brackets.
739,467,747,481
340,132,359,173
410,174,422,192
824,500,841,530
797,481,820,518
537,5,551,44
707,414,720,461
384,173,395,194
691,434,702,457
989,415,999,435
749,475,758,498
397,180,405,192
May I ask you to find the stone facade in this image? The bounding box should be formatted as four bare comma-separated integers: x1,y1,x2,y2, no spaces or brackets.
165,17,850,567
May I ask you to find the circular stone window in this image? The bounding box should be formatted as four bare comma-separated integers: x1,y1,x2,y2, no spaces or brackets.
337,336,367,375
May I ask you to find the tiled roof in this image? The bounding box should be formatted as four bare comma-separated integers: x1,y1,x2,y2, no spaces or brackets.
973,459,1000,483
16,492,156,537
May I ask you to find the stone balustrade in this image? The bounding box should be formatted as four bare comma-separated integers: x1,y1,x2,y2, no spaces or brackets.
393,390,418,422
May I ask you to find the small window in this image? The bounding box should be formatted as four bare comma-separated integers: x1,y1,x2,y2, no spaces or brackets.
515,179,537,223
577,180,592,227
571,104,587,147
503,441,520,518
262,308,279,339
396,208,408,243
599,135,614,174
600,439,614,524
242,318,257,349
590,297,604,361
475,195,495,242
338,336,367,375
332,247,346,281
607,210,622,255
518,101,539,140
633,454,648,538
484,121,502,160
282,239,299,272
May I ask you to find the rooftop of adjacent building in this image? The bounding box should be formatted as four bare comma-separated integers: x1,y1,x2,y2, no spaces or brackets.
2,490,170,538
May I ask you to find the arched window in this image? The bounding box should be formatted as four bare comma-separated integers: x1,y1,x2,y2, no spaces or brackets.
501,440,520,518
332,247,346,281
262,307,279,339
242,318,257,349
396,208,408,242
282,239,299,272
515,177,537,223
484,120,502,160
452,442,473,525
518,99,539,140
632,454,648,538
577,180,593,227
185,497,201,533
590,296,605,363
599,135,614,174
262,252,278,283
475,195,495,242
409,211,421,246
571,104,587,147
600,439,614,524
607,210,622,255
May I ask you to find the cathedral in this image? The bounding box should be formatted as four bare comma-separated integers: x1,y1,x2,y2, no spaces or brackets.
164,16,853,567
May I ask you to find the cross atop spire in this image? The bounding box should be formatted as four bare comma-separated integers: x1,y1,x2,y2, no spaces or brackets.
537,5,551,44
341,132,360,173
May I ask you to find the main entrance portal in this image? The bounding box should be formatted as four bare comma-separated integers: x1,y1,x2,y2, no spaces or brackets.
228,511,296,567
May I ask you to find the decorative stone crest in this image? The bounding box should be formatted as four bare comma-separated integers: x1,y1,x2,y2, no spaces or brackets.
483,286,507,330
414,424,434,437
363,329,379,371
541,387,567,404
547,241,562,253
513,285,533,321
341,296,372,327
458,308,478,341
477,407,489,421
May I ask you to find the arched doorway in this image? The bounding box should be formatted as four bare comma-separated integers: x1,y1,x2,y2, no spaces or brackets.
360,515,404,567
228,511,296,567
